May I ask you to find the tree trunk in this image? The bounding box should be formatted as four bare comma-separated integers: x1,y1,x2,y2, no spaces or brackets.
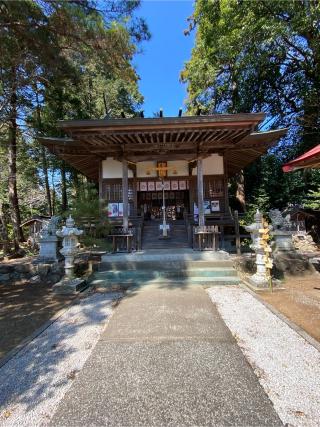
52,189,56,216
235,170,246,212
71,169,79,196
61,162,68,212
0,203,11,256
51,170,56,215
36,90,53,216
8,70,24,249
41,146,53,216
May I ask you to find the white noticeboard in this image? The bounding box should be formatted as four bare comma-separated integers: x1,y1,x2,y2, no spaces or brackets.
211,200,220,212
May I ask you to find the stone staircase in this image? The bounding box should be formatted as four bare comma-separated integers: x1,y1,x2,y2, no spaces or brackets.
89,250,240,291
142,220,189,250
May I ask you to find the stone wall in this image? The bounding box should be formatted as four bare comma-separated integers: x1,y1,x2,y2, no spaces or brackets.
234,252,316,280
0,255,95,286
0,260,64,285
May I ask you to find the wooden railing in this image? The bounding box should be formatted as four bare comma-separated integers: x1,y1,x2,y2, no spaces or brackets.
184,210,247,253
193,225,220,251
108,216,143,252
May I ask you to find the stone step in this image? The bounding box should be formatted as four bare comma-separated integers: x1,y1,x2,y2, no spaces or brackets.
90,276,240,290
94,267,238,280
99,260,235,270
142,244,190,249
101,248,230,261
142,222,189,251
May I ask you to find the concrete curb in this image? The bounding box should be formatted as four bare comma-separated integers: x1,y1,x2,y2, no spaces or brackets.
240,282,320,353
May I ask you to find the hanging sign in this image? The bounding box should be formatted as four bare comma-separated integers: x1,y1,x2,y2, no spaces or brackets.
148,181,155,191
164,181,170,191
156,181,163,191
140,182,147,191
179,180,186,190
171,181,179,190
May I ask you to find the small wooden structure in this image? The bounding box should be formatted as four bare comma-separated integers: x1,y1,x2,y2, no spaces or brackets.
39,113,287,252
21,216,50,244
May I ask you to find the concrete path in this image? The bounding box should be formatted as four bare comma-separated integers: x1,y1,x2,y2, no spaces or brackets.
50,285,282,426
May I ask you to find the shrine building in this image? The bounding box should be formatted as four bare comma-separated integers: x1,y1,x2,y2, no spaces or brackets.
39,112,287,251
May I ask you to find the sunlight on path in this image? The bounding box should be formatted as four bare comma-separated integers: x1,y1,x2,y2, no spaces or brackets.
208,286,320,427
0,292,119,426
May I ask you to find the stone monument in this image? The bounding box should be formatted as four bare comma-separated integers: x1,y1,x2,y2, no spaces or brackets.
269,209,295,252
38,216,60,262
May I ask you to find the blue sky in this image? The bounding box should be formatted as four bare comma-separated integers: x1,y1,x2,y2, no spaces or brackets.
134,0,195,117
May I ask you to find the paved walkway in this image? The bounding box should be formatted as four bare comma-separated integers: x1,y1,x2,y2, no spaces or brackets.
50,285,282,426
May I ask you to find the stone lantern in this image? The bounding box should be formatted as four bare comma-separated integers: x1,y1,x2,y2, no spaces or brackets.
244,209,263,252
53,215,86,294
244,210,271,288
56,215,83,278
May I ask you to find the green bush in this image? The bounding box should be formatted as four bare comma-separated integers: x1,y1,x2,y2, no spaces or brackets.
67,184,110,248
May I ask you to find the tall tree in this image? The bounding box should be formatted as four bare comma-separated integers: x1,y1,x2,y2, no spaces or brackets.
182,0,320,210
0,0,149,248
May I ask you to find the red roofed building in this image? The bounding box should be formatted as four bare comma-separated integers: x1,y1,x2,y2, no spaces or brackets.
283,144,320,172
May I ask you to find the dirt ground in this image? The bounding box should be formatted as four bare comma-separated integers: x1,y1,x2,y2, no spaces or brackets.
259,274,320,343
0,281,75,360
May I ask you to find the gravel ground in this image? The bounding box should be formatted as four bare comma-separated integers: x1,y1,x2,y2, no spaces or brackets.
0,291,120,426
208,286,320,427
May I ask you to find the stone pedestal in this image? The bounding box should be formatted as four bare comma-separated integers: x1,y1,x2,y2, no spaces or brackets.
52,277,87,294
38,235,59,262
272,230,294,252
37,216,61,263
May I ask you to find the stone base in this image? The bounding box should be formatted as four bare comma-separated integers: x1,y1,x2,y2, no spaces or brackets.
52,277,88,295
273,251,315,277
244,278,284,292
247,275,270,289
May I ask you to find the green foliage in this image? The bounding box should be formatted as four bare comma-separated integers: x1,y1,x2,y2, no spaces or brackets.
67,184,110,240
183,0,320,211
0,0,149,245
303,187,320,210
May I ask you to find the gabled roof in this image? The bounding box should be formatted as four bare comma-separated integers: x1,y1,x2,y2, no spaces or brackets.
283,144,320,172
39,113,287,181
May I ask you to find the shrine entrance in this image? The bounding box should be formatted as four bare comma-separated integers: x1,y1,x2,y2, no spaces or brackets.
138,189,189,221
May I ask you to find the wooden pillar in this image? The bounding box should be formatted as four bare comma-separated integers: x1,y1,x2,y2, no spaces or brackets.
223,156,230,216
197,158,205,227
133,176,138,216
98,160,103,201
122,159,129,230
234,209,241,255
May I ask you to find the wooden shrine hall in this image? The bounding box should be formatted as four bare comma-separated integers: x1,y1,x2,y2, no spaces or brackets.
39,112,287,251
